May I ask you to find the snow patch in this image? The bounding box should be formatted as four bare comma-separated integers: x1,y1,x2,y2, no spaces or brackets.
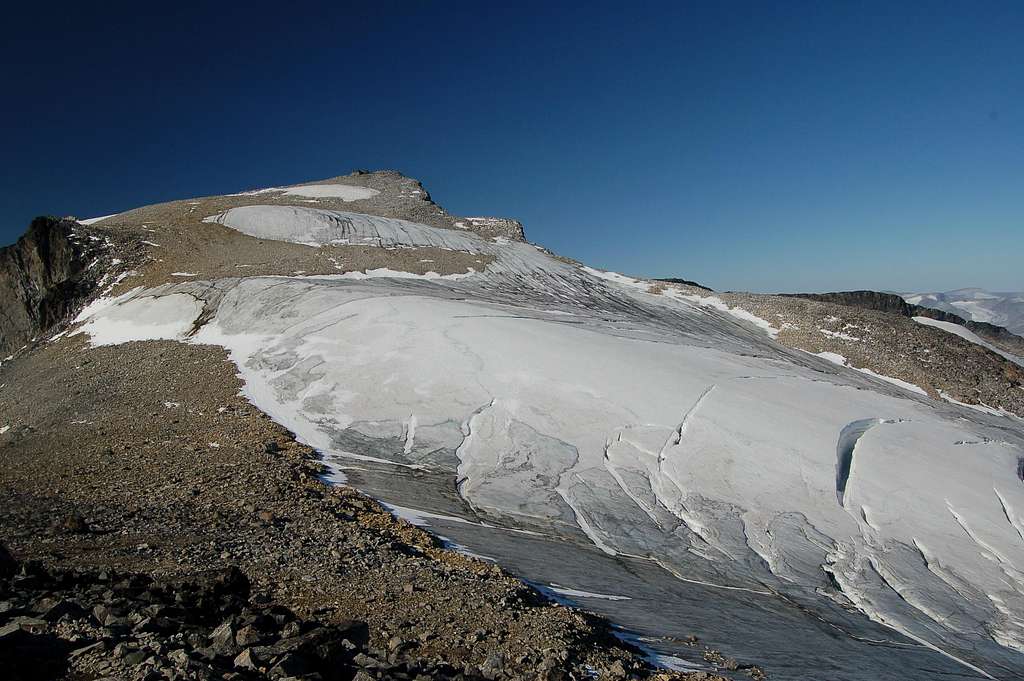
76,294,203,346
279,184,380,201
79,214,118,225
820,328,862,342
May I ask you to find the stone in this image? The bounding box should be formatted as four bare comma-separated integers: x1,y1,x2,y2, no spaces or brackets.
352,653,379,668
124,650,149,666
167,649,191,667
70,641,107,658
133,617,161,634
0,622,24,640
40,598,89,622
59,513,89,534
192,646,220,662
0,543,16,579
604,660,627,679
479,652,504,680
10,616,48,634
269,652,312,679
235,624,264,647
93,604,115,626
233,648,260,671
210,621,235,647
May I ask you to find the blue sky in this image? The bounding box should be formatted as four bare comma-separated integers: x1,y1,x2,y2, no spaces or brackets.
2,1,1021,292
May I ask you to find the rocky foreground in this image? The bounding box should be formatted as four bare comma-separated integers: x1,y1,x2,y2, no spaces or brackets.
4,549,686,681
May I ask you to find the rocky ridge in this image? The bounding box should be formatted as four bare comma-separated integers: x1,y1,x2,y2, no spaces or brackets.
784,290,1024,357
717,290,1024,416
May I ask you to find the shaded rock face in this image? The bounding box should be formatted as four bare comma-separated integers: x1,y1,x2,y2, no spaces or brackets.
0,217,108,355
785,290,1024,354
784,290,915,316
656,277,713,292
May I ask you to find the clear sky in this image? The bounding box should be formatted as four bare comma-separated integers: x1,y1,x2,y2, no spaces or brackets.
2,1,1021,293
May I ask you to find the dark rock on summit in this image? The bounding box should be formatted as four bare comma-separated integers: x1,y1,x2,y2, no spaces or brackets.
0,216,113,355
656,277,713,292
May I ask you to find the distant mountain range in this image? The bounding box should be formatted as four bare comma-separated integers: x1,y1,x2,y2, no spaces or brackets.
902,287,1024,336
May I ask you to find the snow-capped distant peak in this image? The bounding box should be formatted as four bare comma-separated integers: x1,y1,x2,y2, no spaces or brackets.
902,288,1024,335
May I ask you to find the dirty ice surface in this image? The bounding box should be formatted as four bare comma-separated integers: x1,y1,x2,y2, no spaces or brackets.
78,205,1024,680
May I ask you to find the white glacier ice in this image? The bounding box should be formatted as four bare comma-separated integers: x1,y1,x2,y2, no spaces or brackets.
73,204,1024,680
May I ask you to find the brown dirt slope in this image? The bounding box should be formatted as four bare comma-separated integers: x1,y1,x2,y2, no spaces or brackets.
79,171,498,293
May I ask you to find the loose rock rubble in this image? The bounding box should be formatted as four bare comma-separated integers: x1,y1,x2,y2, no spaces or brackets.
0,551,507,681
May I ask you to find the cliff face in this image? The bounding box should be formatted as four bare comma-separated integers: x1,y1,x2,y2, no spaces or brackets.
784,290,1024,356
783,290,915,316
0,217,109,356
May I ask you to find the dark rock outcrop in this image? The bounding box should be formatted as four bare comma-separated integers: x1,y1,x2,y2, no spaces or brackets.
455,216,527,241
783,290,1024,356
656,278,713,292
0,217,110,356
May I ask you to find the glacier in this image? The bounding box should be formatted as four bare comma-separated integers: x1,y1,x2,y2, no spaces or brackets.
76,205,1024,680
